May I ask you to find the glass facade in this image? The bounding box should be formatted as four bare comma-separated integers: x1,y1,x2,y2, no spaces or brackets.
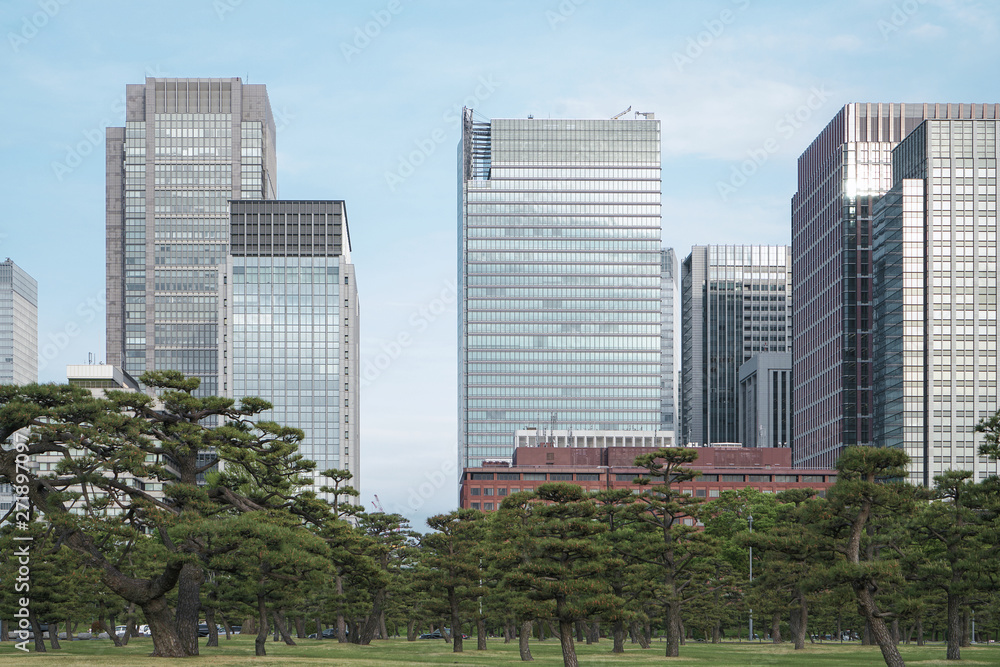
458,109,662,469
225,200,359,500
873,119,1000,485
661,248,680,433
0,259,37,385
793,103,1000,470
681,245,791,445
107,78,277,397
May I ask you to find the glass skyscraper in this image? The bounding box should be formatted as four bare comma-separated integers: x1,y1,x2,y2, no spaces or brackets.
458,108,662,470
680,245,791,445
0,259,37,385
873,116,1000,486
792,103,999,469
106,78,277,396
224,200,359,497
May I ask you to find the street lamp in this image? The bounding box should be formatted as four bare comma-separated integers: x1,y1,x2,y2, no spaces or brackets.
748,514,754,642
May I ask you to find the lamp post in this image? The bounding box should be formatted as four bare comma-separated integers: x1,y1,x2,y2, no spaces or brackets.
748,514,754,642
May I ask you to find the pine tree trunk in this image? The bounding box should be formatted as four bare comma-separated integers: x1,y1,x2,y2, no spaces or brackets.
29,611,46,652
477,616,487,650
590,619,600,643
664,601,681,657
272,610,296,645
174,561,203,656
99,615,123,647
49,621,61,650
793,595,808,650
644,621,652,648
961,606,971,647
519,620,533,661
406,619,416,641
891,618,900,645
612,620,625,653
206,607,219,647
379,610,388,641
220,613,233,639
576,620,586,643
450,589,463,653
771,611,782,643
65,619,73,641
145,596,190,657
255,594,269,657
557,618,578,667
916,616,924,646
947,593,962,660
863,618,872,645
1,619,9,642
856,586,906,667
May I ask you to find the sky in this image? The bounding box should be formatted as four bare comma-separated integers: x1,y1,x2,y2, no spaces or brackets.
2,0,999,528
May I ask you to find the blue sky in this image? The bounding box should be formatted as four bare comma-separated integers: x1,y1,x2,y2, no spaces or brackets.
1,0,998,526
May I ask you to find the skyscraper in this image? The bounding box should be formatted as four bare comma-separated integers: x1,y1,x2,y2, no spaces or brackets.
792,103,999,469
458,108,662,470
680,245,791,445
106,77,277,396
223,200,360,496
873,116,1000,486
661,248,681,433
0,259,37,385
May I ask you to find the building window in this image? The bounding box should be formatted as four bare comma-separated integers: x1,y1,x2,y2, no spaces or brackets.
472,502,480,510
721,474,745,482
484,503,494,511
576,473,599,481
695,489,706,498
483,488,494,496
470,473,494,480
749,475,772,482
549,473,573,481
471,488,481,496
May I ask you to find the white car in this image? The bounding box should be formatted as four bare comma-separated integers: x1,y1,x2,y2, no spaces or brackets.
138,624,150,636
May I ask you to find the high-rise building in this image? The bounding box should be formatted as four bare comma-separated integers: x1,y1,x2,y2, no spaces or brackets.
458,108,663,470
681,245,791,445
223,200,360,496
661,248,681,433
0,258,37,385
106,77,277,397
792,103,1000,469
873,116,1000,486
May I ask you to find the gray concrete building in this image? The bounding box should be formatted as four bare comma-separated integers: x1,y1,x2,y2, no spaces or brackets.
738,352,792,448
106,77,277,397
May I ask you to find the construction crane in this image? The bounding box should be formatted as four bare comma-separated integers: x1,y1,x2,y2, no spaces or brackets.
371,494,385,513
611,105,631,120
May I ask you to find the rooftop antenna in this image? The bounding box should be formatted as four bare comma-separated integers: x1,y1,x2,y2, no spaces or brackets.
611,105,632,120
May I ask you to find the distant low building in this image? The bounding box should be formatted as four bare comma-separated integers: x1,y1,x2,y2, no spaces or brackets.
459,445,835,514
738,352,792,449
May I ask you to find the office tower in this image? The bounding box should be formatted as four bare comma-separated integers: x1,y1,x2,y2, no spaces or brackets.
680,245,791,446
792,103,999,469
661,248,681,433
223,200,360,496
458,108,662,470
0,258,37,385
739,352,792,448
873,116,1000,486
106,77,277,396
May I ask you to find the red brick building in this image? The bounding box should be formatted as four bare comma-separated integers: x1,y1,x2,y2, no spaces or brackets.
459,446,836,512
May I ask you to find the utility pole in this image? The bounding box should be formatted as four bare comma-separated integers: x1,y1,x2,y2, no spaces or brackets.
749,514,754,641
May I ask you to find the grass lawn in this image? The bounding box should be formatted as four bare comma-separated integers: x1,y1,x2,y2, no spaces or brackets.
1,635,1000,666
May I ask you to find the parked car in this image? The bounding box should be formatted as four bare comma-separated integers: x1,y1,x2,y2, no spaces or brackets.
115,625,128,637
308,628,338,639
419,630,444,639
